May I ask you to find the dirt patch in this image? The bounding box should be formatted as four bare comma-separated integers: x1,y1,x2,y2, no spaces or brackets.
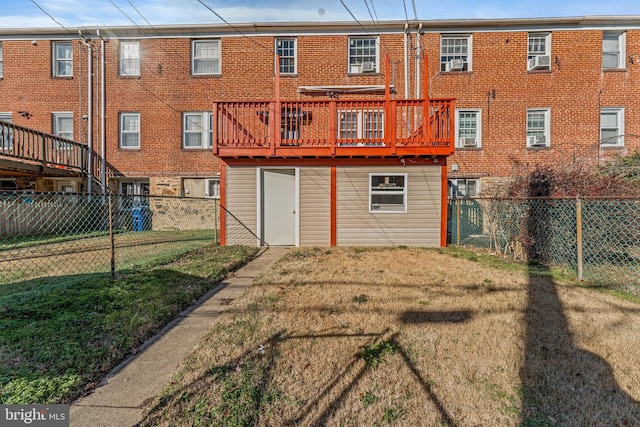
141,247,640,426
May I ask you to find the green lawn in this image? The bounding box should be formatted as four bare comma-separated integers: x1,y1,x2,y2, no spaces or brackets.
0,244,258,404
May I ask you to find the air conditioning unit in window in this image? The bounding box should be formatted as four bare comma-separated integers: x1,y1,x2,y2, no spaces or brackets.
350,64,363,74
461,137,477,147
528,55,550,70
445,59,464,71
527,135,546,146
362,61,376,72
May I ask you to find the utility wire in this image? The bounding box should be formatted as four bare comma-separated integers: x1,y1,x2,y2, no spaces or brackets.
30,0,75,34
193,0,271,52
125,0,161,35
108,0,152,37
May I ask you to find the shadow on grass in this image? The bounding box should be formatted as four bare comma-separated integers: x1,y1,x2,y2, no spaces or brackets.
519,182,640,425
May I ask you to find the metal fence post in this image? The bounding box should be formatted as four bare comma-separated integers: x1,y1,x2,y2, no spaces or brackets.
456,199,461,246
576,198,583,281
109,194,115,279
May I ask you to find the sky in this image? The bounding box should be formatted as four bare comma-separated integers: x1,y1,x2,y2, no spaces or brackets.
1,0,640,29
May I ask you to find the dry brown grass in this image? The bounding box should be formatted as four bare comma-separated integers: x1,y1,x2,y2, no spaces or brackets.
141,247,640,426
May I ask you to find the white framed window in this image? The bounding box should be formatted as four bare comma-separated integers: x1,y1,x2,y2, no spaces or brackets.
205,178,220,199
528,33,551,70
0,112,12,151
603,31,626,69
370,174,407,213
183,112,212,149
275,38,296,75
338,110,384,140
526,108,550,148
455,109,481,148
600,107,624,146
440,34,471,72
449,178,479,199
119,41,140,76
52,41,73,77
348,36,379,74
120,113,140,149
119,180,149,208
53,112,73,140
192,40,221,75
0,42,3,78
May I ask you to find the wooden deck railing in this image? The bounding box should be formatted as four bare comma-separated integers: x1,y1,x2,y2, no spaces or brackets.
213,98,455,158
1,120,88,173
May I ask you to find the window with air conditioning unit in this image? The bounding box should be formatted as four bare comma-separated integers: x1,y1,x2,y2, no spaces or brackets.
527,32,551,70
348,36,378,75
526,108,550,148
456,109,481,149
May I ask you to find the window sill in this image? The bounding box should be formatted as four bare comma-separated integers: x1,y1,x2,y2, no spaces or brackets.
119,75,141,79
182,147,213,151
527,145,550,150
191,73,222,78
52,76,73,80
348,73,381,77
455,146,482,151
599,144,625,150
527,69,552,74
119,147,141,151
603,68,628,73
441,71,472,75
279,74,298,78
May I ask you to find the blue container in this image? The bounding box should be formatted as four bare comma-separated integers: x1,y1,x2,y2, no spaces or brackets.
132,206,149,231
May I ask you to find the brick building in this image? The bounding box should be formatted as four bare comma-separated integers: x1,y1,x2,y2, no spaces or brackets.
0,16,638,244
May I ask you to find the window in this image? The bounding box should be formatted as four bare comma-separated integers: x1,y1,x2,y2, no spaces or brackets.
120,113,140,149
526,108,550,148
119,41,140,76
183,112,212,148
338,110,384,140
192,40,221,75
205,178,220,199
0,42,3,78
53,41,73,77
440,34,471,72
276,38,296,75
370,174,407,213
455,109,481,148
348,37,379,74
449,179,479,198
53,112,73,140
120,180,149,208
600,108,624,146
528,33,551,70
0,112,12,151
603,31,626,69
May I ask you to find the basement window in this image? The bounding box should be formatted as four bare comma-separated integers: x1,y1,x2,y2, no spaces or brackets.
369,174,407,213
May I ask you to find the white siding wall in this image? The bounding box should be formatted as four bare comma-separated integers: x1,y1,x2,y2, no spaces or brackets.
225,167,258,246
336,165,441,247
300,167,331,246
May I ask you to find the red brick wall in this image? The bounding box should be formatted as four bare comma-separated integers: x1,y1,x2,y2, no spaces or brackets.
424,30,640,179
2,26,639,191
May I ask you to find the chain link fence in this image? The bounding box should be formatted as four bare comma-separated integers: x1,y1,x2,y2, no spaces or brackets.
0,192,220,285
448,197,640,295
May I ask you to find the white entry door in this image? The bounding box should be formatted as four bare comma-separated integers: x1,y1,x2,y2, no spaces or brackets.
262,169,296,246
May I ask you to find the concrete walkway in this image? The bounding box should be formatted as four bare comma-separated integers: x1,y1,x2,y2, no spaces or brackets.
70,246,288,427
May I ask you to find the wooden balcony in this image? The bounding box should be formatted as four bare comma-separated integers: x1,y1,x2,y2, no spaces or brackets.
212,98,455,159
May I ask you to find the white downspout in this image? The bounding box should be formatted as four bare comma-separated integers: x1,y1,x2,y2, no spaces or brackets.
99,34,106,194
81,35,93,193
